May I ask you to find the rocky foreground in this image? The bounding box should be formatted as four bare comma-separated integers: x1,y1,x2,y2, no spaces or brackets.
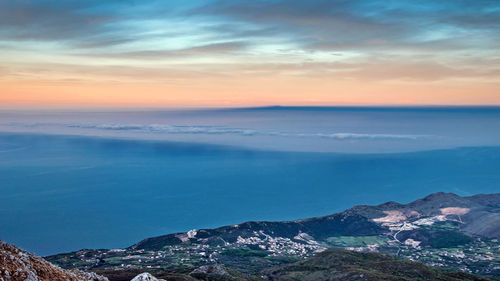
0,240,108,281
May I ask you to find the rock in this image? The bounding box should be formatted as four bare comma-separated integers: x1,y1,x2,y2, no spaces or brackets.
190,265,232,279
0,240,108,281
130,272,165,281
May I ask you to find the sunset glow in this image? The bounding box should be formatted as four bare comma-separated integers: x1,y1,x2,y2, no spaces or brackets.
1,0,499,107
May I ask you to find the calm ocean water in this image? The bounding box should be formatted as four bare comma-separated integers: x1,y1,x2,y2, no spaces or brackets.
0,107,499,255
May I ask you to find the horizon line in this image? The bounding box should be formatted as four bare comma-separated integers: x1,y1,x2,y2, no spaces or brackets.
1,104,500,112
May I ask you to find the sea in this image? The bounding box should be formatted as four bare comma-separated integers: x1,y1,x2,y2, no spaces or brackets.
0,106,499,256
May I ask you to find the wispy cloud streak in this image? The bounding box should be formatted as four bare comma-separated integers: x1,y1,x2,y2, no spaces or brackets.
5,122,428,140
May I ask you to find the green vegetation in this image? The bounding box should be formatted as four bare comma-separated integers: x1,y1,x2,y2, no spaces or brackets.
221,248,268,257
429,231,473,248
92,250,491,281
326,235,388,247
265,249,490,281
430,221,461,231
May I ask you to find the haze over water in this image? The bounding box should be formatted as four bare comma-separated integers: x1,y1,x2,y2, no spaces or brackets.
2,106,500,153
1,106,500,255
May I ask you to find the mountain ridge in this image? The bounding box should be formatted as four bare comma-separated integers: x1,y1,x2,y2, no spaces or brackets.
130,192,500,251
46,192,500,278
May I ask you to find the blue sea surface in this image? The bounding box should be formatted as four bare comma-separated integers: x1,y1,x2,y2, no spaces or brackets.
0,107,499,256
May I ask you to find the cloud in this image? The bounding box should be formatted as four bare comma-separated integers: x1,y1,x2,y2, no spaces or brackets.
3,0,497,52
194,0,398,42
194,0,500,54
65,123,258,136
6,122,427,140
75,42,249,60
1,0,499,88
0,0,186,47
283,132,425,140
0,1,114,42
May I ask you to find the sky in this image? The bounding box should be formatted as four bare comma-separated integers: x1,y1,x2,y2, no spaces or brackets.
0,0,499,107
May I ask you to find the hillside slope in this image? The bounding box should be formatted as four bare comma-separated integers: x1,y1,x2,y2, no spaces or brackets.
93,250,492,281
265,249,490,281
0,240,108,281
131,192,499,251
